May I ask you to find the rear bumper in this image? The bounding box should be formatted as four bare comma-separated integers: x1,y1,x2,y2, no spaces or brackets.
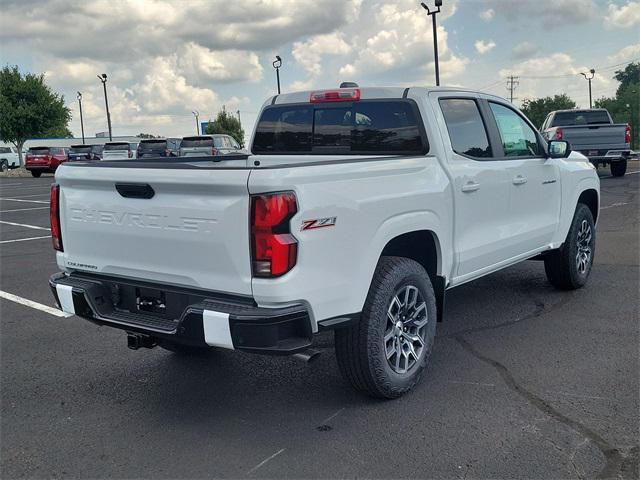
49,272,313,355
25,165,53,171
580,149,630,161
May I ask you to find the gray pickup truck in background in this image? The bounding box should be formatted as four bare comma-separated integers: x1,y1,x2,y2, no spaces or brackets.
541,108,631,177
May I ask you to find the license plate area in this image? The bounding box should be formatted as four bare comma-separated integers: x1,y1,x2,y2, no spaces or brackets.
135,287,166,314
588,150,599,156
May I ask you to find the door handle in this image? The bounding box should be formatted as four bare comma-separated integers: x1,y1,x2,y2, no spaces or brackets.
461,181,480,193
512,175,528,185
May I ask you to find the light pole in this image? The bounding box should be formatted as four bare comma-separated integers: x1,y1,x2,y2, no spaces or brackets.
421,1,442,86
580,69,595,109
192,111,200,135
272,56,282,94
77,91,85,145
97,74,112,141
236,110,241,125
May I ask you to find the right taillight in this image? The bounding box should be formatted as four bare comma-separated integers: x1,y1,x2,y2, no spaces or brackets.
50,184,63,251
250,192,298,277
555,128,563,140
625,124,631,144
211,147,219,155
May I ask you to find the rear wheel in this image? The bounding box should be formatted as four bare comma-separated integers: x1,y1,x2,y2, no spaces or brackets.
610,159,627,177
544,203,595,290
0,160,8,173
30,171,42,178
335,256,437,399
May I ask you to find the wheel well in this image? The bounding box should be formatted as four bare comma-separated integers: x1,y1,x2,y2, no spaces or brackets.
578,189,599,223
381,230,440,281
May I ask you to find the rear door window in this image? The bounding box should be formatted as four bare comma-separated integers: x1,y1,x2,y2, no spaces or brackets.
439,99,492,159
252,100,426,155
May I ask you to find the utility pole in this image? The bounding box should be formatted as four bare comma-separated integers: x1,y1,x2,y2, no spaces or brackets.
506,75,519,103
580,69,595,109
192,110,200,135
420,1,443,86
272,56,282,94
77,91,85,145
97,74,112,141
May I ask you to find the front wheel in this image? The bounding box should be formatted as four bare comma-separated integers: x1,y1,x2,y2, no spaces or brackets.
544,204,595,290
30,171,42,178
335,257,437,399
610,159,627,177
0,160,8,173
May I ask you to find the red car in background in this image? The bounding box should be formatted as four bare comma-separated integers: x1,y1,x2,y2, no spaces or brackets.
25,146,68,177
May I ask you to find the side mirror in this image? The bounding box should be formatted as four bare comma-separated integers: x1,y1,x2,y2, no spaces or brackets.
548,140,571,159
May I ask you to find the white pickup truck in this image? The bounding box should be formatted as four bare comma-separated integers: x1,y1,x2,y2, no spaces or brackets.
49,87,600,398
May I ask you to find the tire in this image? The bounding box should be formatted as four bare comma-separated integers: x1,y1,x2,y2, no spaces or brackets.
544,204,595,290
335,256,437,399
610,159,627,177
30,171,42,178
0,160,7,173
158,340,213,356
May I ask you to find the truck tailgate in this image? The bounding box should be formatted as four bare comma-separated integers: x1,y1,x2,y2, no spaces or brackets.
563,125,627,150
55,165,252,295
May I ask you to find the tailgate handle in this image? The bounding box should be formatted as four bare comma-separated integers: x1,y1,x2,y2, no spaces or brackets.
115,183,155,199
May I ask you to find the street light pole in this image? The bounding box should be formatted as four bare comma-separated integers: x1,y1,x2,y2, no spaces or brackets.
97,74,112,141
192,111,200,135
77,91,85,145
272,56,282,94
421,1,442,86
580,69,595,109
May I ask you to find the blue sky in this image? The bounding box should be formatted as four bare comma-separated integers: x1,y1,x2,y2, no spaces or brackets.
1,0,638,141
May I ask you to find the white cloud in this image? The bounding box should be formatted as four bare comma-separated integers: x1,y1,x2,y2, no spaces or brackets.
176,43,263,84
292,33,352,76
485,0,597,28
607,43,640,64
475,40,496,55
479,9,495,21
512,41,539,60
604,1,640,29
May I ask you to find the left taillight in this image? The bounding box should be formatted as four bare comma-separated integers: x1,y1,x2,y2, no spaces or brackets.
625,124,631,144
250,192,298,278
50,184,63,251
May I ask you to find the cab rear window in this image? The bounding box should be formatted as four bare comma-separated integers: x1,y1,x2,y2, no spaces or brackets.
139,140,167,150
180,137,213,148
252,100,427,155
70,145,92,153
551,111,610,126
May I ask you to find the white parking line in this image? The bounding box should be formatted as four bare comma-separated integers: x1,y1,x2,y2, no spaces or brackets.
1,193,49,198
0,220,50,230
0,183,23,186
0,235,51,244
0,206,49,213
0,198,48,204
0,290,72,318
246,449,286,475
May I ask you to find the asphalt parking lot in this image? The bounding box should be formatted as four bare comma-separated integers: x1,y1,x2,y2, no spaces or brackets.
1,166,638,479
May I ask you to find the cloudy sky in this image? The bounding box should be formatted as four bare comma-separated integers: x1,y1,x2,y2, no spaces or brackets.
1,0,639,141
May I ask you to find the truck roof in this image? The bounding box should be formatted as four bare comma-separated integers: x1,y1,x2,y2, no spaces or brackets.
551,108,608,114
267,86,508,107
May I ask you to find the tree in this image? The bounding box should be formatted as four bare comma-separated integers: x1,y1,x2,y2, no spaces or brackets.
136,132,158,139
0,65,72,166
204,109,245,147
613,62,640,95
520,94,577,129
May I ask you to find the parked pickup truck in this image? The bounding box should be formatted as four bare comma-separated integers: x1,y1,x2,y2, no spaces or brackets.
49,87,600,398
541,108,631,177
0,146,20,172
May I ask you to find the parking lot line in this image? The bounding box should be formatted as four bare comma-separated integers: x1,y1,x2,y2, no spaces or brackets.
0,235,51,244
0,206,49,213
0,182,23,186
246,448,286,475
0,220,50,231
0,198,48,204
1,193,50,198
0,290,72,318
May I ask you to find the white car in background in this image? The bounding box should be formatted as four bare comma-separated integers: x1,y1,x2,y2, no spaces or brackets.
101,142,134,160
0,146,21,172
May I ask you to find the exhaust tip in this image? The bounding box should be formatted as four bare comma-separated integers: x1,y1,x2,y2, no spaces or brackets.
292,349,321,364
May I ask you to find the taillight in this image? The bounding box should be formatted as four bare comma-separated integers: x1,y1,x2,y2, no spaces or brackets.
211,147,219,155
128,150,133,158
625,124,631,144
50,184,63,251
165,148,171,157
250,192,298,277
310,88,360,103
555,128,563,140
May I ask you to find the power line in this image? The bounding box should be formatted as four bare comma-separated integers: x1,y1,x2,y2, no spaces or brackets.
506,75,519,103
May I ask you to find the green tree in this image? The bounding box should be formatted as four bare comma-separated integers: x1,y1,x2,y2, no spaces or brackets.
0,65,72,166
136,132,158,139
204,109,245,147
520,94,577,129
613,62,640,95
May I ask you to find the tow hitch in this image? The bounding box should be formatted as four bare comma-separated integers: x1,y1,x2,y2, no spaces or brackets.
127,333,157,350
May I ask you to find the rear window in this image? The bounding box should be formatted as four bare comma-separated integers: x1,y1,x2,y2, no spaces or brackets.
50,147,66,155
29,147,49,154
0,147,10,153
70,145,92,153
91,145,104,153
104,143,130,151
551,110,610,126
180,136,214,148
252,100,427,155
138,139,167,150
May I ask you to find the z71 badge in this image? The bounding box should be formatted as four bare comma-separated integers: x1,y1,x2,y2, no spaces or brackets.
301,217,337,231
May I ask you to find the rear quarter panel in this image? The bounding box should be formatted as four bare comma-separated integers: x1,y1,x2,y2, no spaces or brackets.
248,156,451,328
